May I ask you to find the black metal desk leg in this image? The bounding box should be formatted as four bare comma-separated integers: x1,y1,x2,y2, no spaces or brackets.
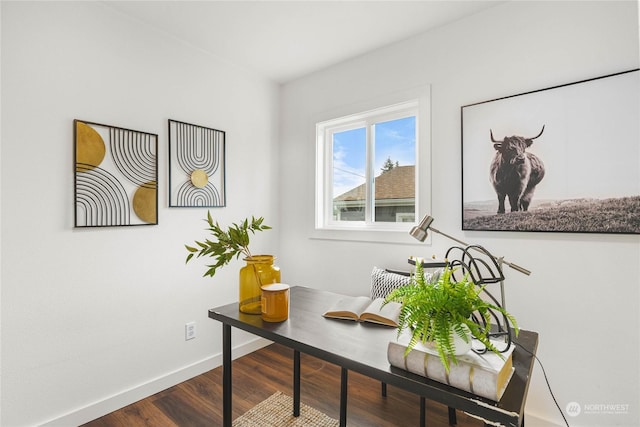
222,324,232,427
340,368,348,427
420,397,426,427
449,406,457,425
293,350,301,417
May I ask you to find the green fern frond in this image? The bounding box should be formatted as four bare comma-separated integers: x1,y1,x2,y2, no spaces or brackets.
385,261,519,373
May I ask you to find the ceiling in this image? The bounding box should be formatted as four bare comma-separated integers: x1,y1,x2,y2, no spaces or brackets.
105,1,506,84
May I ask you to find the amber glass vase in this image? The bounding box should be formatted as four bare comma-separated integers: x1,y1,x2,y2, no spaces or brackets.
239,255,281,314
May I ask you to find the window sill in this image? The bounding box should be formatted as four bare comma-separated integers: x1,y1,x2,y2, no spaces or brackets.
310,227,431,245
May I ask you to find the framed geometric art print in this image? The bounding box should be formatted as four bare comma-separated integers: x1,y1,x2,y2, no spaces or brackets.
74,119,158,227
168,119,226,207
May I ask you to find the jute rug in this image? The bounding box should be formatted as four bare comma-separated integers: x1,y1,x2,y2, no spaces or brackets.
232,391,339,427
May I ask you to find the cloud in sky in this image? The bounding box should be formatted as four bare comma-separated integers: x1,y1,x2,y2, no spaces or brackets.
374,117,416,170
333,128,366,197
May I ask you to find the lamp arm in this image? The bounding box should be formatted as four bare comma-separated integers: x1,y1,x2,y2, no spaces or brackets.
428,226,468,248
501,260,531,276
429,226,531,276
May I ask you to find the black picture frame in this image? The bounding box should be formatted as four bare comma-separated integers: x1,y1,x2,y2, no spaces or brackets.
74,119,158,227
461,69,640,234
168,119,226,208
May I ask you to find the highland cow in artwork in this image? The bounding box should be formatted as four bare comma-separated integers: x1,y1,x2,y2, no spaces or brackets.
489,126,545,213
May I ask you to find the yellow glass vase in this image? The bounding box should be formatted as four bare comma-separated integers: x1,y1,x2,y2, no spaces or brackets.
239,255,280,314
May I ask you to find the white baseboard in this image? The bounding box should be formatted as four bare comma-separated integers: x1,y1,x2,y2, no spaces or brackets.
40,337,271,427
524,411,565,427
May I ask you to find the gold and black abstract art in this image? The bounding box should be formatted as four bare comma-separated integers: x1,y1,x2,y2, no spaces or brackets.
168,119,226,207
74,120,158,227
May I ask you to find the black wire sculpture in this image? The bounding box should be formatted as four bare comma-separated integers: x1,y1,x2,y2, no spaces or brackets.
168,119,226,208
444,244,515,354
74,119,158,227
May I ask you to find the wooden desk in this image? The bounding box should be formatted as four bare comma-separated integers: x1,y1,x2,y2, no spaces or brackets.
209,286,538,427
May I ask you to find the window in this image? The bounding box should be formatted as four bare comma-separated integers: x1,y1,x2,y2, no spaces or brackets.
316,100,420,233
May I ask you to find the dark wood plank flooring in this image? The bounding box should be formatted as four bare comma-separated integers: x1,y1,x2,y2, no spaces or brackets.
82,343,483,426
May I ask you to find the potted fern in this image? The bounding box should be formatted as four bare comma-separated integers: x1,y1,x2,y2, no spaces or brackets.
185,212,279,314
384,261,518,373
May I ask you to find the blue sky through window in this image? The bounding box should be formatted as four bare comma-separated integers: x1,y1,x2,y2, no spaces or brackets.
333,116,415,198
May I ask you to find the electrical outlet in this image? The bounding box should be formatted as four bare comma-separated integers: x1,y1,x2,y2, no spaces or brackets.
185,322,196,340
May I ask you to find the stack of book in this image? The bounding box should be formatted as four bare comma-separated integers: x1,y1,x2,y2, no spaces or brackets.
387,333,515,401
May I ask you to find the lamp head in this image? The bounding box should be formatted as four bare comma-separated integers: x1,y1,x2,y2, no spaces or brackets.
410,215,434,242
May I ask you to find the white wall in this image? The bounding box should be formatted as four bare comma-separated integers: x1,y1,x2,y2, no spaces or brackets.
1,2,279,426
280,1,640,426
2,1,639,426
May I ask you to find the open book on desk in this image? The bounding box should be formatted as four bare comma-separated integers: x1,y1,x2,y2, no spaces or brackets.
323,296,401,327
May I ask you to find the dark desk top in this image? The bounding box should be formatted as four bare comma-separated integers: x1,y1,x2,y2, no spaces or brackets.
209,285,538,427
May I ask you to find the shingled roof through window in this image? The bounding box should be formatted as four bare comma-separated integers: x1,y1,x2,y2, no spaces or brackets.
334,165,415,201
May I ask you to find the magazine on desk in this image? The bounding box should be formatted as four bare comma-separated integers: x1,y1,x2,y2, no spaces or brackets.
323,296,401,327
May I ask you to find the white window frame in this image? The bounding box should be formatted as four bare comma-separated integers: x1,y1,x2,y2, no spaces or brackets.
313,86,431,244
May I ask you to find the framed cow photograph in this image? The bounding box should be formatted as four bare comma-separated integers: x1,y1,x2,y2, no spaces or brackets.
461,68,640,234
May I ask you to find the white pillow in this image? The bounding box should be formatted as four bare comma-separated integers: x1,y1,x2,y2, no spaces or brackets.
370,267,411,299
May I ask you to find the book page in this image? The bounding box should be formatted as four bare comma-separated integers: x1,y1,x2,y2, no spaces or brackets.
323,296,373,321
360,298,401,327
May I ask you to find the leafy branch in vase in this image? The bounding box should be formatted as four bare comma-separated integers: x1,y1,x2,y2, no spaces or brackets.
185,212,272,277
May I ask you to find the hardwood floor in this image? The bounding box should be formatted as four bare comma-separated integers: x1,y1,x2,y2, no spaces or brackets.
82,343,483,426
